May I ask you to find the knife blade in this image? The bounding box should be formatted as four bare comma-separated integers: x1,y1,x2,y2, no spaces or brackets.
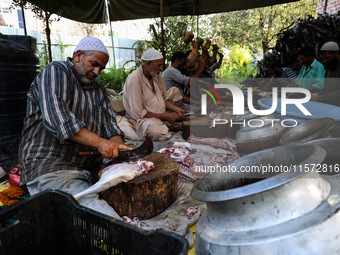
78,137,153,162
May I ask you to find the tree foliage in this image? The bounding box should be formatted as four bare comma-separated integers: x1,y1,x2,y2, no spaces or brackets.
142,16,197,66
194,0,317,57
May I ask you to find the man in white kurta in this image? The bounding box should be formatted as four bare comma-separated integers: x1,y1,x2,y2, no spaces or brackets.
123,49,187,140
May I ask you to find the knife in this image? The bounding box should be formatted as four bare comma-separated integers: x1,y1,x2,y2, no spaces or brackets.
78,137,153,162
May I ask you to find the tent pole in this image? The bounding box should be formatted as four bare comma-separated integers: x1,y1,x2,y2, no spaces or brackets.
160,0,165,66
196,0,199,37
106,0,116,69
21,4,27,36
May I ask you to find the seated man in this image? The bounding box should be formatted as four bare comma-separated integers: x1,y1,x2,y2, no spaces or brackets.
291,46,325,94
19,37,131,218
311,41,340,106
261,61,297,91
162,51,205,111
123,49,188,140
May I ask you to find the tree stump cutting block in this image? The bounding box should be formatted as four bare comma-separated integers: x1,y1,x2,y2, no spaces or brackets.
100,153,179,220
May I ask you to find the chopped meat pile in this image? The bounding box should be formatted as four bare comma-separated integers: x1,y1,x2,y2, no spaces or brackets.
158,136,240,182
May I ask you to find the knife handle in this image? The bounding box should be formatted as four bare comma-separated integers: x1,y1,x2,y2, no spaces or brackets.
78,151,101,156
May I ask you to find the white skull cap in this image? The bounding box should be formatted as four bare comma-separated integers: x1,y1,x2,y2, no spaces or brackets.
141,49,163,61
74,37,109,56
320,41,339,51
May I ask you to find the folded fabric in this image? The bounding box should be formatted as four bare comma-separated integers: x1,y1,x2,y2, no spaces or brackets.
0,186,28,207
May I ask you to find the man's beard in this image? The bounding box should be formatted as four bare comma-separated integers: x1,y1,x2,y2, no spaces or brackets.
149,65,159,77
72,64,95,85
323,58,338,70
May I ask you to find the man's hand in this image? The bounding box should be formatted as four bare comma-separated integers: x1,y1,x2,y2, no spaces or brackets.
310,95,319,101
165,112,180,123
96,138,132,159
198,57,206,68
70,128,131,159
177,108,189,116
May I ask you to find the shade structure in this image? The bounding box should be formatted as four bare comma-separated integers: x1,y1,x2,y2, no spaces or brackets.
27,0,299,23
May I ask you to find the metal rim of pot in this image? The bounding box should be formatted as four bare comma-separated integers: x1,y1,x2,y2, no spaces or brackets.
191,144,326,202
279,117,334,145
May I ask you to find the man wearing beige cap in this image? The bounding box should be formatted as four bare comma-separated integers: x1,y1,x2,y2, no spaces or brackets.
123,48,188,140
19,37,131,218
311,41,340,106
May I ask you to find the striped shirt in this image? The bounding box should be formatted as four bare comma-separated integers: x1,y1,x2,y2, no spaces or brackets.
277,67,297,87
19,58,124,185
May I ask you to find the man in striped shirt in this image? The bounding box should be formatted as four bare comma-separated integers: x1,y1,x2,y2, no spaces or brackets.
261,62,297,91
18,37,131,218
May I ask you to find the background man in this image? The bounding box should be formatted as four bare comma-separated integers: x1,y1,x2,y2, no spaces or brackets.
261,61,297,91
292,46,325,94
162,51,205,111
19,37,131,218
123,49,188,140
311,41,340,106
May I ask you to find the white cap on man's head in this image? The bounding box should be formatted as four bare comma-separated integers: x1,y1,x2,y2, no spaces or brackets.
320,41,340,51
74,37,109,56
141,49,163,61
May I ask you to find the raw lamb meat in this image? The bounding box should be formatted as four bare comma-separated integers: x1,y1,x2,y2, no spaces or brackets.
158,136,241,182
188,135,238,153
74,160,154,200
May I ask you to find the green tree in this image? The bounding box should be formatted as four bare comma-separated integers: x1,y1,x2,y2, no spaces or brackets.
143,16,197,66
199,0,317,57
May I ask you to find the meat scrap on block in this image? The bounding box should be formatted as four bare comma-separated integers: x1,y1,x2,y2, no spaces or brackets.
158,136,240,182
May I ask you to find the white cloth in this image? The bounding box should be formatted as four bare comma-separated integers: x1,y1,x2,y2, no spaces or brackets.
123,66,183,140
123,66,169,140
116,115,141,140
73,37,109,56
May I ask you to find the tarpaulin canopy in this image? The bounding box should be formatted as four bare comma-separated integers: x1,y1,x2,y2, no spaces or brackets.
27,0,299,23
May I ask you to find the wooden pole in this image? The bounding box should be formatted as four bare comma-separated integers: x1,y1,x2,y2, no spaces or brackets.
20,4,27,36
106,0,116,68
160,0,165,66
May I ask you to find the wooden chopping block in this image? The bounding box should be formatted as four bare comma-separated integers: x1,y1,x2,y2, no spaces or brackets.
100,153,179,220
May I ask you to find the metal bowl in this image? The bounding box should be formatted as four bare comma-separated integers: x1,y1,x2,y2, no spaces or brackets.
279,117,334,145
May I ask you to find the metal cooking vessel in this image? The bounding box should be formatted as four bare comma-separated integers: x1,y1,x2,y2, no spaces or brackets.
191,144,340,254
306,137,340,176
236,114,287,154
279,118,334,145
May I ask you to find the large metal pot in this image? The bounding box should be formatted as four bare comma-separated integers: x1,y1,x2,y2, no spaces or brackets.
236,114,287,154
306,137,340,176
279,118,334,145
191,144,340,254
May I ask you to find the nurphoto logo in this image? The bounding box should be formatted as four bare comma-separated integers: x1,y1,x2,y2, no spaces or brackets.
196,81,312,128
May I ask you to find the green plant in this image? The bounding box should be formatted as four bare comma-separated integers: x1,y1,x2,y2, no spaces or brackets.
141,16,194,67
216,45,257,80
56,34,66,61
96,67,134,93
38,40,48,70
